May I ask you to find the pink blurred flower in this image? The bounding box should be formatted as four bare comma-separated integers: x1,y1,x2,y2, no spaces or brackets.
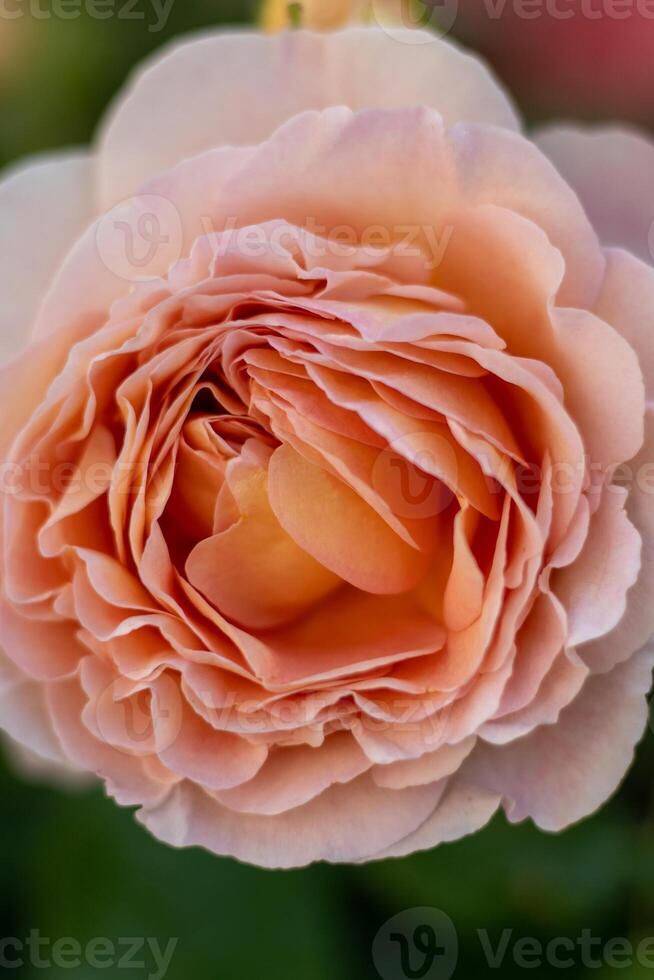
453,0,654,124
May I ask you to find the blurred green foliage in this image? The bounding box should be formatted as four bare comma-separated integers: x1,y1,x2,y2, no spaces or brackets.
1,735,654,980
1,4,653,978
0,0,258,168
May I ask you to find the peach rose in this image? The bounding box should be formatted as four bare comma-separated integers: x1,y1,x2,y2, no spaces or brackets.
1,27,653,868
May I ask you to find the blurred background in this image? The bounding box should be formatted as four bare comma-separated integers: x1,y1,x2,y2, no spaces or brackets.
1,2,654,978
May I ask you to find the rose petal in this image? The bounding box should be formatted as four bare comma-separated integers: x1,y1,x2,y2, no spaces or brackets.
214,732,371,815
536,125,654,262
186,452,341,629
0,153,93,362
553,488,641,650
373,775,500,860
268,443,432,594
97,27,518,207
594,247,654,400
579,409,654,673
465,646,654,831
138,770,446,867
0,655,69,765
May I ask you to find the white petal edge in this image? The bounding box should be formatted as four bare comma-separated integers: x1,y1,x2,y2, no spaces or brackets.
0,152,94,364
0,656,70,767
536,125,654,264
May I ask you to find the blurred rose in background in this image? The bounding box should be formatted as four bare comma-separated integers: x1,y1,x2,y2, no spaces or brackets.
453,0,654,125
263,0,654,126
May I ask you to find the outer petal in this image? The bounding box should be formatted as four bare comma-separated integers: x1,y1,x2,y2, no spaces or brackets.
96,27,519,207
536,125,654,263
594,248,654,400
0,153,94,362
0,655,69,766
47,677,170,808
372,776,501,860
28,144,253,350
466,646,654,832
205,107,603,312
138,772,445,868
579,410,654,674
553,489,641,650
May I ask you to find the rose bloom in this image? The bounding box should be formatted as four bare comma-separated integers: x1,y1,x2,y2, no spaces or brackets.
1,27,653,868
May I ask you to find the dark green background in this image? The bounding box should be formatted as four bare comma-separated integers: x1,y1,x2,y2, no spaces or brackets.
1,3,653,978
